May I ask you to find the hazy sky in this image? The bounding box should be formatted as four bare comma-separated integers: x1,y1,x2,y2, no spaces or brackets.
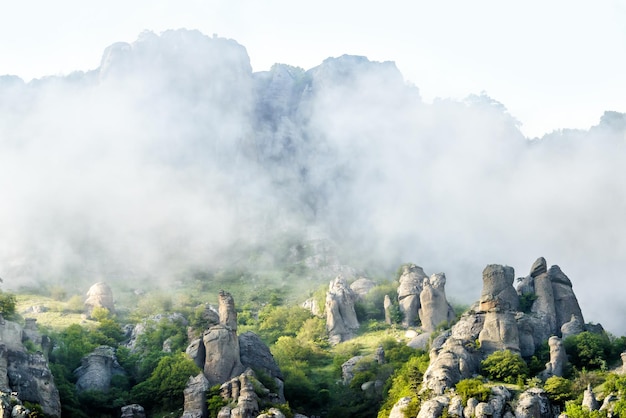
1,0,624,138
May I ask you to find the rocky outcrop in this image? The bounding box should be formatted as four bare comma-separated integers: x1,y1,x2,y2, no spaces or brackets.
74,345,126,392
341,356,365,384
203,325,244,386
84,282,115,316
384,295,393,324
389,397,413,418
350,278,376,300
121,404,146,418
0,317,60,417
238,331,284,402
325,276,360,344
218,370,260,418
480,264,519,312
419,273,456,332
301,298,322,317
549,266,584,331
182,373,210,418
397,265,427,327
514,388,552,418
479,310,520,354
582,384,599,411
417,396,448,418
561,315,584,340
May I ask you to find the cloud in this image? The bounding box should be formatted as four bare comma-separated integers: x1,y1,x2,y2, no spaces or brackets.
1,29,625,334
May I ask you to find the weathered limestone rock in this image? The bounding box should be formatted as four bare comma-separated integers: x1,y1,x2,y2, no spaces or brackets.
350,278,376,300
489,385,512,418
218,290,238,331
422,337,481,395
417,396,448,418
549,265,584,332
186,338,206,370
407,332,432,350
7,350,61,417
600,393,617,412
582,384,599,411
258,408,286,418
514,388,552,418
74,345,126,392
85,282,115,316
0,345,9,390
230,373,259,418
448,395,464,417
542,336,567,378
203,325,244,386
383,295,392,324
389,397,413,418
561,315,584,340
341,356,365,384
475,402,494,418
398,264,427,327
530,257,548,278
516,313,538,357
120,404,146,418
238,331,284,402
464,398,479,418
451,308,485,341
375,345,385,364
302,298,322,317
478,310,520,354
0,318,23,352
325,276,360,344
181,373,210,418
621,352,626,374
480,265,519,312
419,273,455,332
532,272,557,341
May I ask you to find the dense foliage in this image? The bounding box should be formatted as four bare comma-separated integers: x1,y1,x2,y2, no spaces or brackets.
481,350,529,384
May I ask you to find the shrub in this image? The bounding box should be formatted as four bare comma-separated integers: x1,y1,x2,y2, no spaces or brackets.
455,378,490,404
481,350,529,384
544,376,574,405
564,331,612,371
0,291,16,318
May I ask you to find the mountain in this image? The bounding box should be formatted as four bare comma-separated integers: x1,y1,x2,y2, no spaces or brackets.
1,29,626,334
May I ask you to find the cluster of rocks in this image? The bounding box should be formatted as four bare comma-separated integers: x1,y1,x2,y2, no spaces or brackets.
0,315,60,417
182,291,288,418
397,265,456,332
389,257,597,418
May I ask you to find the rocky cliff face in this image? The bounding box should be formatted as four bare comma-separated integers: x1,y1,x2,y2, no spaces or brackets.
0,317,60,417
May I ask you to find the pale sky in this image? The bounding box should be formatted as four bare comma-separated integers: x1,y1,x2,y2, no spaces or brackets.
1,0,624,138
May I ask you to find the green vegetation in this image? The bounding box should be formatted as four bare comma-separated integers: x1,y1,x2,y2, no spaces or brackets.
0,290,17,318
481,350,529,384
455,378,490,404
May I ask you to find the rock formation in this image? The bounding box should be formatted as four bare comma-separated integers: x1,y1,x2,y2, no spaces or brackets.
541,337,567,379
120,404,146,418
0,316,61,417
384,295,392,324
514,388,552,418
74,345,127,392
561,315,584,340
182,373,210,418
349,278,376,300
325,276,360,344
418,273,456,332
301,298,322,317
549,265,585,331
582,384,599,411
397,264,427,327
84,282,115,316
182,292,285,418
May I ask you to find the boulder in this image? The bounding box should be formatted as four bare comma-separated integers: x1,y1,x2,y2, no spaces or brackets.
549,265,584,332
530,257,548,278
621,352,626,374
480,265,519,312
350,278,376,300
203,325,244,386
464,398,479,418
120,404,146,418
561,315,584,340
474,402,494,418
478,310,520,354
84,282,114,316
258,408,286,418
238,331,284,402
75,346,126,392
302,298,322,317
341,356,365,384
408,332,432,350
448,395,464,417
389,397,413,418
514,388,552,418
397,264,427,327
186,338,206,370
218,290,238,331
181,373,209,418
516,313,538,357
582,384,599,411
417,396,448,418
230,373,259,418
419,273,455,332
422,338,481,395
325,276,360,344
489,385,512,418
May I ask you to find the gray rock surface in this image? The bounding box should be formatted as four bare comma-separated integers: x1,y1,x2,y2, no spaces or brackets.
84,282,115,316
203,325,244,386
422,337,480,395
407,332,432,350
325,276,360,344
389,397,413,418
531,272,557,341
419,273,455,332
397,264,427,327
350,278,376,300
478,310,520,354
549,265,584,332
238,331,284,402
514,388,552,418
448,395,463,417
120,404,146,418
475,402,494,418
182,373,210,418
561,315,584,340
74,345,126,392
341,356,365,384
384,295,392,324
480,264,519,311
218,290,238,331
530,257,548,278
542,336,567,378
301,298,322,317
582,384,599,411
417,396,448,418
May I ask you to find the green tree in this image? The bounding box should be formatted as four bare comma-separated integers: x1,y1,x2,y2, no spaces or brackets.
564,331,611,370
544,376,574,405
0,290,16,318
455,378,490,404
257,305,312,344
130,352,200,411
481,350,529,384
